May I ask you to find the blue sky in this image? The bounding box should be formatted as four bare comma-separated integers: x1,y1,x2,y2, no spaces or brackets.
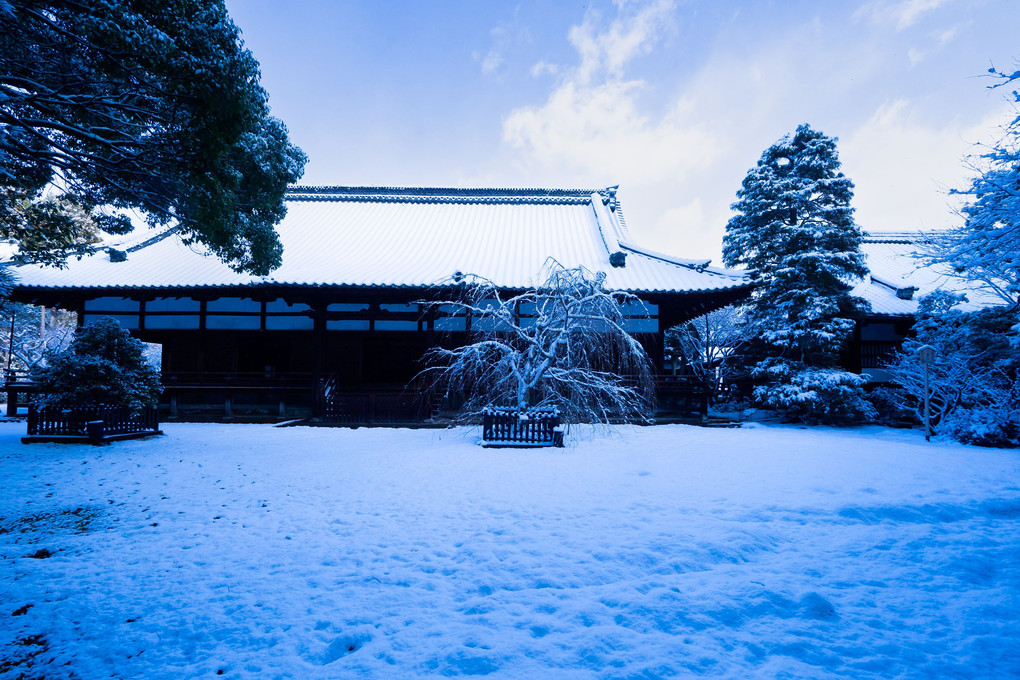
225,0,1020,261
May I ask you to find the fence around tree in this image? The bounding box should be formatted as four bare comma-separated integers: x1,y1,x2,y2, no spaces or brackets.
25,404,161,444
481,407,563,447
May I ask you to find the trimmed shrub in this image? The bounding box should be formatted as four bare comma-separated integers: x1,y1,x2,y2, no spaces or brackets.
31,317,161,409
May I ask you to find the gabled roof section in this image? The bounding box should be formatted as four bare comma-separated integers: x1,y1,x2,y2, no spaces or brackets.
9,185,751,295
853,231,1004,316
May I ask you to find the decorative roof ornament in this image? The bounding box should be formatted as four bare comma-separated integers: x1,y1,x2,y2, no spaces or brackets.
895,286,918,300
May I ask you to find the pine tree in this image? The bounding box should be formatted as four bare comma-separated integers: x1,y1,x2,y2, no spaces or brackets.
723,124,873,423
31,317,162,410
0,0,306,273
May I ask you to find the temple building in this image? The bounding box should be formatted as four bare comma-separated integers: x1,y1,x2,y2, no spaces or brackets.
7,186,753,421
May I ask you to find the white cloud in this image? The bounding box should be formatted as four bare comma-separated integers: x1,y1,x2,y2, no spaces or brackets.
568,0,676,84
503,80,720,185
841,98,1010,232
495,0,1010,262
503,0,718,188
856,0,952,30
501,4,877,260
475,20,533,80
530,61,559,78
906,21,961,65
480,51,503,77
934,24,959,45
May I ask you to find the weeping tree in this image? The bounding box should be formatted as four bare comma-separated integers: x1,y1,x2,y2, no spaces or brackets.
665,305,758,415
420,262,654,425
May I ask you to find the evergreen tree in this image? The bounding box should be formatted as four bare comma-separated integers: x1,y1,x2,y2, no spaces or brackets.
0,0,306,273
723,123,873,423
31,317,162,410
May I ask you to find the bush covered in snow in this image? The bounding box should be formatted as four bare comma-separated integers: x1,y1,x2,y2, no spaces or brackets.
751,359,876,424
883,291,1020,447
31,317,162,410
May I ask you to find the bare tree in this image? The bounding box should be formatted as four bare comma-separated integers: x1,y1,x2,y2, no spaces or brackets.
665,306,758,416
666,306,756,383
882,290,1020,445
420,262,654,425
1,301,76,380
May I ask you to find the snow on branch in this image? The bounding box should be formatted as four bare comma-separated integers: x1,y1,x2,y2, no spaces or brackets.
417,261,654,425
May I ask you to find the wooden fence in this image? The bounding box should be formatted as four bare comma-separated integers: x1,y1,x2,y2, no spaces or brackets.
481,407,563,447
26,404,161,443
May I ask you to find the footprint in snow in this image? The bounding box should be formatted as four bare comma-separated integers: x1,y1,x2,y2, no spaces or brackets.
321,632,371,664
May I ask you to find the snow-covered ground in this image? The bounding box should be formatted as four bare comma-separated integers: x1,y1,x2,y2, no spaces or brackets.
2,421,1019,679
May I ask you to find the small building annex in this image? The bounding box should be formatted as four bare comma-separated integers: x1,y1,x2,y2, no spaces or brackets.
8,185,752,421
847,231,1005,382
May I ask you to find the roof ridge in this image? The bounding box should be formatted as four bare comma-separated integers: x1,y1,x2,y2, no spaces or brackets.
863,230,945,244
285,185,619,205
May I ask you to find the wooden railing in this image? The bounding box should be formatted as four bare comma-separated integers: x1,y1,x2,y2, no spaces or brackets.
860,341,901,369
27,404,160,442
321,390,431,425
481,407,563,447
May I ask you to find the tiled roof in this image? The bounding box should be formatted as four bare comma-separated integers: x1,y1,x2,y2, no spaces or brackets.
9,186,750,295
854,231,1004,316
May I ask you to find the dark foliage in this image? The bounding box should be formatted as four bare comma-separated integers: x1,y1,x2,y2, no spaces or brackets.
0,0,306,272
31,317,162,409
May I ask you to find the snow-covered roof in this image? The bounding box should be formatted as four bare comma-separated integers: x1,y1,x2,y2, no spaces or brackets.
854,231,1004,316
8,186,749,295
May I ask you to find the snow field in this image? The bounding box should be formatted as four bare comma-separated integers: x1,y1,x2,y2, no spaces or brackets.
2,422,1019,679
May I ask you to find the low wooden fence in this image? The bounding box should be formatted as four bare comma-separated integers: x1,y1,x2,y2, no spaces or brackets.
321,391,431,425
26,404,161,443
481,407,563,447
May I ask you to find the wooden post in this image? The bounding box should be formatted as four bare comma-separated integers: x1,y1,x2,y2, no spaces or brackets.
918,345,935,442
87,420,105,445
312,303,325,418
924,364,931,442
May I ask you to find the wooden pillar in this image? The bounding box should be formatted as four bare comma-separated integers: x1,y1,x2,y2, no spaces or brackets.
312,303,326,418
